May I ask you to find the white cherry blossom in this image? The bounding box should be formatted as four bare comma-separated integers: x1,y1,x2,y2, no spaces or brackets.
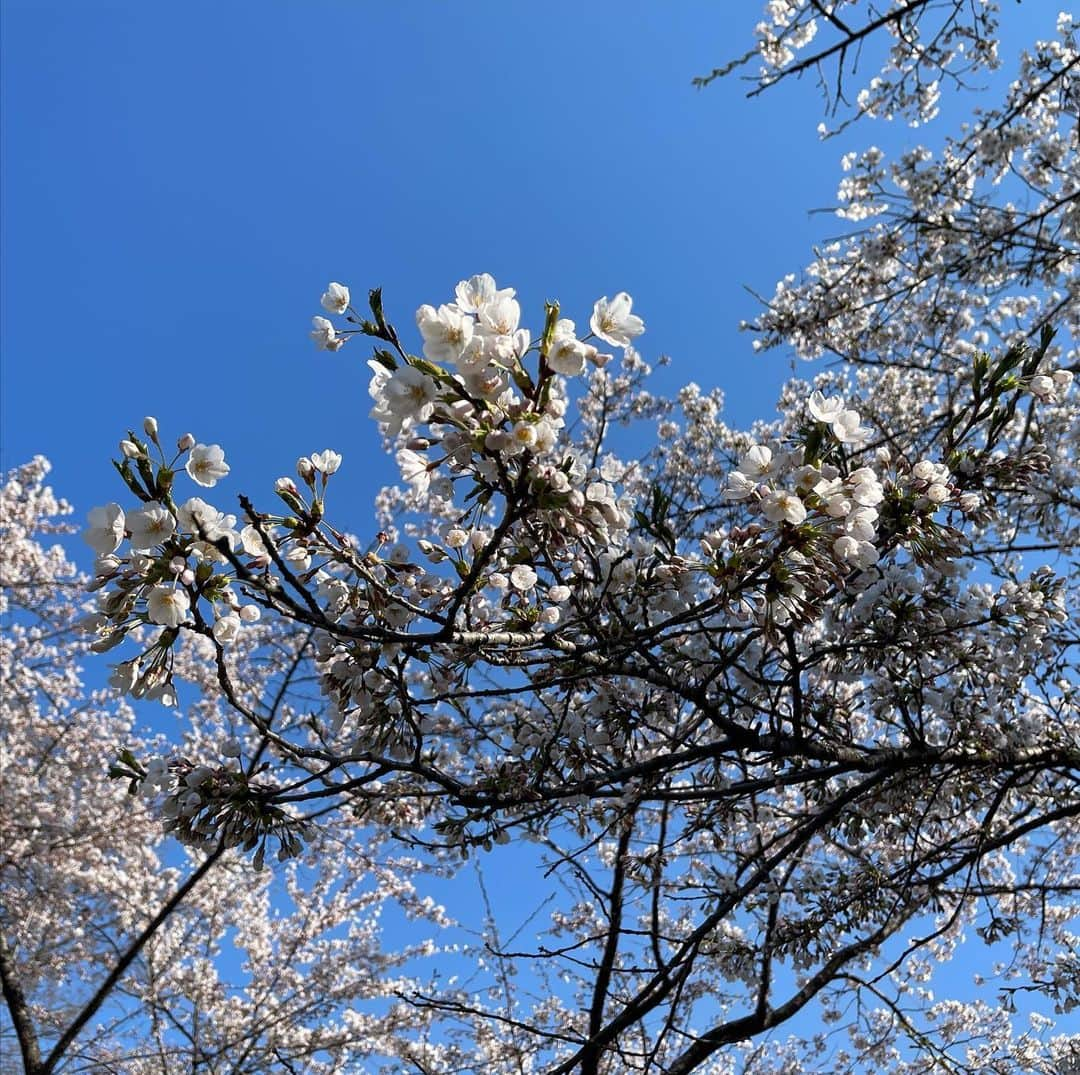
807,390,846,424
185,443,230,488
722,470,757,500
738,444,777,479
240,524,269,561
477,293,521,337
395,447,431,495
310,315,344,351
591,292,645,347
126,501,175,550
146,584,190,626
416,303,475,364
309,449,343,475
83,503,125,555
380,365,440,424
760,488,808,525
177,497,236,545
509,564,537,591
547,333,588,376
831,408,868,444
454,272,514,314
212,611,241,643
320,281,350,314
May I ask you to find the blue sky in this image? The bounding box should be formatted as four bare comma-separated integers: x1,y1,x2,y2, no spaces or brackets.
1,0,1040,530
2,0,868,534
0,2,1043,534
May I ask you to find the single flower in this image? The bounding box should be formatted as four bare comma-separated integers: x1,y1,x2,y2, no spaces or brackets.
127,502,176,550
510,565,538,591
186,444,230,488
309,449,342,475
320,282,350,315
590,293,645,348
84,503,125,555
760,488,807,525
807,390,846,424
146,584,191,627
416,303,475,365
311,316,345,351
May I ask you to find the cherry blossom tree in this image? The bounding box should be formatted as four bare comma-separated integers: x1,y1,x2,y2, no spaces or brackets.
1,458,455,1073
735,5,1078,395
8,4,1080,1073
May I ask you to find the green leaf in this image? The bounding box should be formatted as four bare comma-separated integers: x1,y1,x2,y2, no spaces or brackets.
156,466,174,499
367,287,400,346
368,287,386,328
986,342,1027,387
112,459,152,502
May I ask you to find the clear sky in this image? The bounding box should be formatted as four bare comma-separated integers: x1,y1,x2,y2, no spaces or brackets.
2,0,886,535
0,1,1045,531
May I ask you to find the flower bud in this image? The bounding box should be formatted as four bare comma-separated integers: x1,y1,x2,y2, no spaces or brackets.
143,416,159,440
90,631,126,653
120,439,144,460
94,554,122,577
177,433,196,452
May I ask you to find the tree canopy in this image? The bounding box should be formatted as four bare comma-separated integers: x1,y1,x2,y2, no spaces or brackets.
3,4,1078,1073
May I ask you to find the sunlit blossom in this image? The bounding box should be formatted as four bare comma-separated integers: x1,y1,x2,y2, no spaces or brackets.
186,444,230,488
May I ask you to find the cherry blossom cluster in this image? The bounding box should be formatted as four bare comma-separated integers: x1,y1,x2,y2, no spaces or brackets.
84,278,654,722
4,461,462,1071
81,422,353,705
750,14,1079,384
711,389,957,629
740,0,1006,132
129,751,315,867
315,274,643,515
